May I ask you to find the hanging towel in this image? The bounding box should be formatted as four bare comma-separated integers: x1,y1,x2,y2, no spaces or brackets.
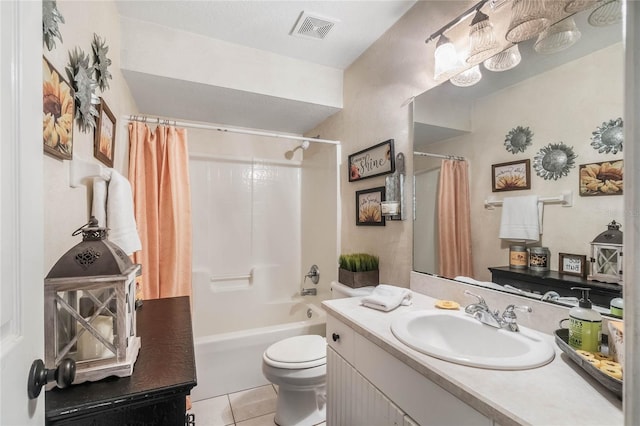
92,170,142,255
498,195,541,242
361,284,412,312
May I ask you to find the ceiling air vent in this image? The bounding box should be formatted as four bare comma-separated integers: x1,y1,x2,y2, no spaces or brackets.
291,11,337,40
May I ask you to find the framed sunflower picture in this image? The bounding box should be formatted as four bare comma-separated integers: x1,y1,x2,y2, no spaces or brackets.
356,187,385,226
579,160,623,196
491,159,531,192
43,56,75,160
94,98,116,168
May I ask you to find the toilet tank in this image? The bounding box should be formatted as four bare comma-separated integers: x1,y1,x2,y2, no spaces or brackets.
330,281,375,299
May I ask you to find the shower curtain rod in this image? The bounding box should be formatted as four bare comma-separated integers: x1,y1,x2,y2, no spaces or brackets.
414,151,465,161
122,115,340,145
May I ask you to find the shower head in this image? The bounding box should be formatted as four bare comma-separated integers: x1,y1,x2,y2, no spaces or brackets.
285,140,311,159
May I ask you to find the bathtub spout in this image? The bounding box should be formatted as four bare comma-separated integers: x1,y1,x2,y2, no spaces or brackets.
300,288,317,296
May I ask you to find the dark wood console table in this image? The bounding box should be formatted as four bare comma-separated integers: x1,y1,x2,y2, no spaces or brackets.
489,266,622,308
46,296,197,426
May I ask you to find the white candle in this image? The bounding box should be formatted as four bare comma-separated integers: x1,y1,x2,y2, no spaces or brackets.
78,315,114,360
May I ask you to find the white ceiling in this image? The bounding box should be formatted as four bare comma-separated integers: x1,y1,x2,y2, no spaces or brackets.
116,0,418,134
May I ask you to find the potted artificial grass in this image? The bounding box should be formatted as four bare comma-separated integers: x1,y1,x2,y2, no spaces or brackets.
338,253,379,288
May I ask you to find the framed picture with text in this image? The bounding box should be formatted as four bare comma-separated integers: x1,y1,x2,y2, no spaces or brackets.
348,139,395,182
355,187,385,226
491,159,531,192
559,253,587,278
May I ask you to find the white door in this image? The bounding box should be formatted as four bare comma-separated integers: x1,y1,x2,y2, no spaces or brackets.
1,1,45,424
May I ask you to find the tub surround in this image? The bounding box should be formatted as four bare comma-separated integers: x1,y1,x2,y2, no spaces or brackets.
322,290,622,425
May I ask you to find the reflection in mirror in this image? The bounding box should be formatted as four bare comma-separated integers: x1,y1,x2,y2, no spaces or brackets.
413,4,623,313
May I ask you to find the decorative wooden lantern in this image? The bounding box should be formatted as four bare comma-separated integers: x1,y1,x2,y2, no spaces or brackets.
44,217,141,384
588,220,623,284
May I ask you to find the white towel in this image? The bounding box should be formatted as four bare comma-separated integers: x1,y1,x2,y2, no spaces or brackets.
361,284,412,312
498,195,541,242
92,170,142,255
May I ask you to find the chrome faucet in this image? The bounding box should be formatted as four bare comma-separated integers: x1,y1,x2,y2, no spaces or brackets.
464,290,531,332
300,287,317,296
540,291,579,304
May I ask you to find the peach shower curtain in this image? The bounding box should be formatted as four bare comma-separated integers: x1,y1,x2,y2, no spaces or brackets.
437,159,474,279
129,122,192,299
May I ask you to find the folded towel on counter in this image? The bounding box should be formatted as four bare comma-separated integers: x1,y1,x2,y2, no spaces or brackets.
361,284,412,312
499,195,541,242
92,169,142,255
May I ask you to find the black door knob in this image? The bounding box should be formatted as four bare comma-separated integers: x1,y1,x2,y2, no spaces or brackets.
332,333,340,342
27,358,76,399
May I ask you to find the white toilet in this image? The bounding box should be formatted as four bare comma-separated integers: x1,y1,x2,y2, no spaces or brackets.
262,282,375,425
262,335,327,426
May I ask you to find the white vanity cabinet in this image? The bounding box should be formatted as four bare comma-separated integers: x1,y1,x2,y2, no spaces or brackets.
326,314,493,426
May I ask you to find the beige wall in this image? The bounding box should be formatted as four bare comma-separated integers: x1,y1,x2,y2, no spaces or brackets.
415,43,624,281
307,1,464,287
44,0,138,269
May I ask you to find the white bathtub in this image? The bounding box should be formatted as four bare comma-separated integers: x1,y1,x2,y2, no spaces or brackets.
191,298,326,401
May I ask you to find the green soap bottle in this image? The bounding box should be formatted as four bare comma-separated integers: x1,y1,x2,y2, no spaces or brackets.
568,287,602,352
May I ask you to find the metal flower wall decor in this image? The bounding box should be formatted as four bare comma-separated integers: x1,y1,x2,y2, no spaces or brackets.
504,126,533,154
66,47,100,133
591,118,623,154
43,0,65,51
533,142,577,180
92,34,112,91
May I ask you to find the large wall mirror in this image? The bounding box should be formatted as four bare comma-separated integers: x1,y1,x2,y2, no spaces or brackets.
413,2,624,312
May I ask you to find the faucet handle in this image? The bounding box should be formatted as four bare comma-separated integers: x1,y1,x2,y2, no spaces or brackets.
502,305,531,332
502,304,531,321
464,290,486,306
505,304,532,313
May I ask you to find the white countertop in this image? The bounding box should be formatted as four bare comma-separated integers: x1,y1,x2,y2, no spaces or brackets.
322,292,622,426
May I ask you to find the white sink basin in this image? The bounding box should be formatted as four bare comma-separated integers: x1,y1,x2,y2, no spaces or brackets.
390,310,555,370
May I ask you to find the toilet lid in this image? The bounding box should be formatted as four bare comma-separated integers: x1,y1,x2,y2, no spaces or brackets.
264,335,326,369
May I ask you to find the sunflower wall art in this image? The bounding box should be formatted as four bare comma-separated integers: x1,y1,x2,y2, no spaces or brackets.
579,160,623,196
356,187,385,226
533,142,577,180
43,56,74,160
504,126,533,154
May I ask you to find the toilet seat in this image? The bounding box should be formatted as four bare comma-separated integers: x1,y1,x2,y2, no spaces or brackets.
263,335,326,369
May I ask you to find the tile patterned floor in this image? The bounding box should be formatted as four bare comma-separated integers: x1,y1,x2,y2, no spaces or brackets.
189,384,326,426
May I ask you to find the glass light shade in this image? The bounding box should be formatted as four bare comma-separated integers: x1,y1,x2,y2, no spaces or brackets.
564,0,599,14
588,0,622,27
534,17,581,54
484,44,522,72
434,35,463,80
450,65,482,87
466,10,501,64
506,0,551,43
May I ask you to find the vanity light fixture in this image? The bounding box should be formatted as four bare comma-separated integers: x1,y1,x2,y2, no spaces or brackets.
484,44,522,72
505,0,550,43
564,0,599,14
534,17,582,54
433,34,463,80
588,0,623,27
466,9,501,64
450,64,482,87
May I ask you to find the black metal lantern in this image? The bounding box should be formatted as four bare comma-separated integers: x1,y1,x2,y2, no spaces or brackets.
44,217,141,384
588,220,623,284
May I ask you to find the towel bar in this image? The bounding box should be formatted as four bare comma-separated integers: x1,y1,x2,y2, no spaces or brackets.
210,272,252,282
484,190,572,210
69,157,111,188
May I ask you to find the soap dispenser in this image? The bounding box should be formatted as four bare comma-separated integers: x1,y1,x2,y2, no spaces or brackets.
568,287,602,352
